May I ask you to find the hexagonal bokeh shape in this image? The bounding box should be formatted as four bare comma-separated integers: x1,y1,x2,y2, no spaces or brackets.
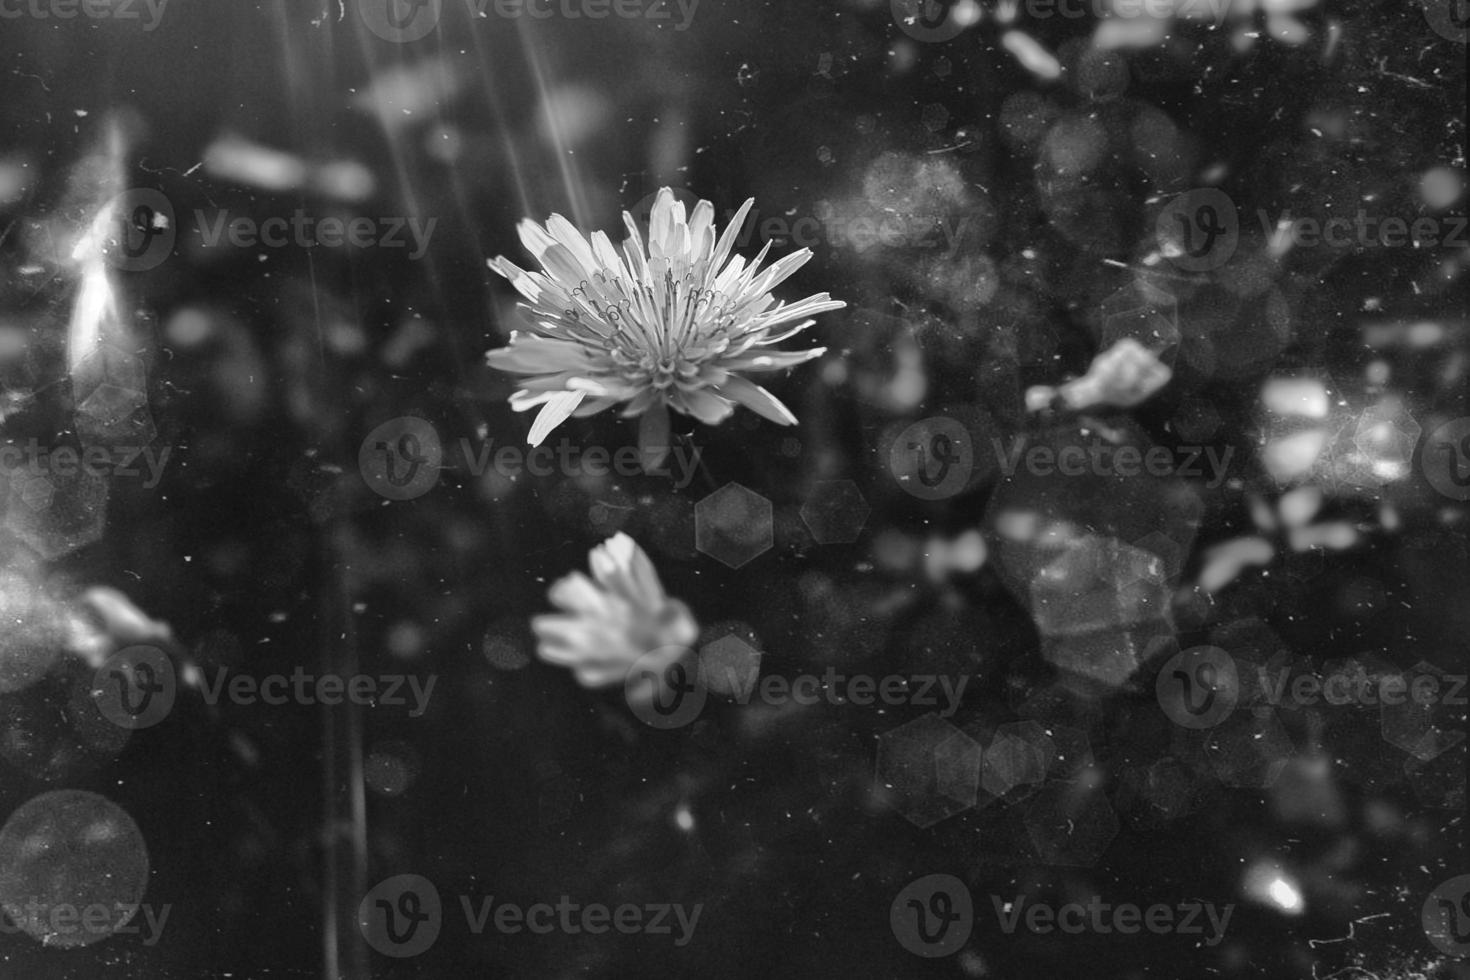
981,731,1049,798
1129,530,1187,584
1349,398,1421,484
4,465,110,559
1046,627,1173,692
995,720,1056,780
875,713,981,829
1204,708,1294,788
1030,536,1170,637
1041,724,1095,780
1380,661,1467,762
932,728,983,807
1030,536,1173,688
1023,776,1120,867
799,480,870,545
997,720,1056,757
0,570,67,694
1100,278,1179,357
11,470,55,511
695,482,773,569
72,343,147,395
1404,742,1466,812
75,383,156,447
699,633,763,698
921,103,950,133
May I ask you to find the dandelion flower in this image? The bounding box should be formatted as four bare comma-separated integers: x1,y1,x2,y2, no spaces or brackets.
486,188,845,468
532,533,698,695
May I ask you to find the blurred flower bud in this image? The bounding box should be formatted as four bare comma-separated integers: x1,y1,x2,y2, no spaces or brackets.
1027,338,1173,414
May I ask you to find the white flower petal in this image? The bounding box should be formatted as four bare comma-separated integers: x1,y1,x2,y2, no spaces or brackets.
516,218,557,259
488,188,843,442
716,374,798,426
672,386,736,426
527,390,585,445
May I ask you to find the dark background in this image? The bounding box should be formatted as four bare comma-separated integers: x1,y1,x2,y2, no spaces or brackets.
0,0,1465,977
